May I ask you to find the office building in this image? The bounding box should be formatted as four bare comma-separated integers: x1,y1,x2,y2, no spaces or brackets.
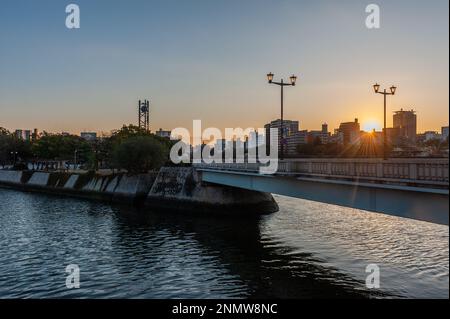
308,123,330,144
14,129,31,141
385,127,404,145
441,126,449,141
423,131,442,142
393,109,417,142
265,119,300,155
329,130,344,145
155,128,171,139
337,119,360,145
286,130,308,155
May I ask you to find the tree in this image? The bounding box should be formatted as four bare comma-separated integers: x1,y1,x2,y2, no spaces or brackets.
31,133,92,164
0,128,12,167
109,124,174,150
111,135,169,173
0,127,9,136
0,128,33,167
101,124,175,171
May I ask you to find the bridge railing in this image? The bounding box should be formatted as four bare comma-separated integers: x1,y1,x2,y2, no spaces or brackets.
195,162,261,173
195,158,449,186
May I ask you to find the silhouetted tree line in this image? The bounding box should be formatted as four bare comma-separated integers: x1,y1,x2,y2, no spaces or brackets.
0,125,174,173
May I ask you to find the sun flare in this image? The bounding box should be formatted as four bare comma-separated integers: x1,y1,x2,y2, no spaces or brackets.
362,120,382,132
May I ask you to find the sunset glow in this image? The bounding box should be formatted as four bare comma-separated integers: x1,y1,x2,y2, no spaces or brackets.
0,0,448,135
0,0,448,302
362,120,382,132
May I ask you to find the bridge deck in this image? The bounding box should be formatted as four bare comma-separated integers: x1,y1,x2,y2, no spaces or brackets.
195,159,449,225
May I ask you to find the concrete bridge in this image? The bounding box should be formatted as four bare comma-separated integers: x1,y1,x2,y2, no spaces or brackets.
195,158,449,225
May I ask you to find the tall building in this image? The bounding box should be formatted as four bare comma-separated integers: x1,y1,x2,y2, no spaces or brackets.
393,109,417,142
15,129,31,141
329,129,344,145
308,123,330,144
32,128,39,140
286,130,308,155
385,127,403,146
338,119,360,145
441,126,449,141
264,119,300,156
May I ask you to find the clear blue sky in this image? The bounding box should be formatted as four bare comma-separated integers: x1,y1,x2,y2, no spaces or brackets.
0,0,448,134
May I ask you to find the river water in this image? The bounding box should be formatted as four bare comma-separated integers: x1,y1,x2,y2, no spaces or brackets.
0,188,448,299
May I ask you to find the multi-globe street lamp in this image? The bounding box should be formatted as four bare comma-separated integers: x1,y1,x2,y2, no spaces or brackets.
267,72,298,160
373,83,397,160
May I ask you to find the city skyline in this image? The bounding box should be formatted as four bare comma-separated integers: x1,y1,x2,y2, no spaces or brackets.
3,106,448,139
0,1,448,302
0,0,448,134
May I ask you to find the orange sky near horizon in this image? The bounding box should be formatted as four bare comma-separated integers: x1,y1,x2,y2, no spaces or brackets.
0,1,448,136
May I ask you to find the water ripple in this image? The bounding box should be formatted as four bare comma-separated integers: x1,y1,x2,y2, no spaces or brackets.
0,189,447,299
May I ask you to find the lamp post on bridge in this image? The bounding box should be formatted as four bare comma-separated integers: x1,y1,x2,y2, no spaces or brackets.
373,83,397,160
267,72,298,160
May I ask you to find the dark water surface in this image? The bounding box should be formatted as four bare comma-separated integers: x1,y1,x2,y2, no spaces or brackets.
0,189,448,298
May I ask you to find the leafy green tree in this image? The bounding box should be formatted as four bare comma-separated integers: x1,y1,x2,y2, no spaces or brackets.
111,135,169,173
0,128,12,167
98,125,175,171
0,127,9,136
109,125,174,149
31,133,92,164
0,128,33,167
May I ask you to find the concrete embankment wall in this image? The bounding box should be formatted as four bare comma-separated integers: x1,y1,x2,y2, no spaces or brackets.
146,167,279,214
0,170,23,184
0,168,278,214
0,170,157,204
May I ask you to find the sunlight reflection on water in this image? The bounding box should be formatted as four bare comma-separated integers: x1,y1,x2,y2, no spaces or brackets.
0,189,447,299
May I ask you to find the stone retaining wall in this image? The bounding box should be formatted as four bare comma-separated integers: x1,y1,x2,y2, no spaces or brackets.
146,167,278,214
0,168,278,215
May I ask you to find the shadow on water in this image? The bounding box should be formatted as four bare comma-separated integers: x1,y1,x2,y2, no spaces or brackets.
103,203,394,299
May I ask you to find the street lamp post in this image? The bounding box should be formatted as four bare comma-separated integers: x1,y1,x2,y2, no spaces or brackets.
373,83,397,160
94,145,99,172
10,151,18,167
267,72,298,160
74,149,78,171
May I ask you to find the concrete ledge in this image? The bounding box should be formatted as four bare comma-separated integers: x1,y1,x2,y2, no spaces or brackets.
0,170,23,184
0,168,278,215
146,167,278,214
27,172,50,186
